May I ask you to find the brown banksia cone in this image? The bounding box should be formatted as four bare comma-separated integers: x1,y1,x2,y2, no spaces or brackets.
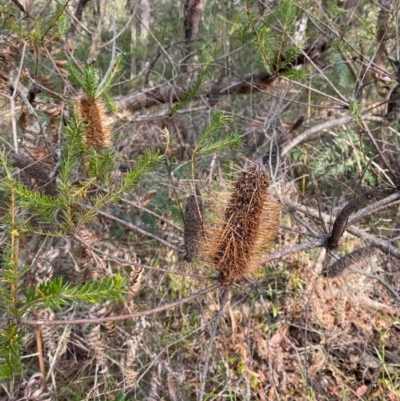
183,186,204,262
77,95,111,150
205,158,280,285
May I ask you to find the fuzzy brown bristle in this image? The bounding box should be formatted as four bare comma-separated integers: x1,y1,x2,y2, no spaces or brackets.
207,159,280,285
78,95,111,150
183,186,204,262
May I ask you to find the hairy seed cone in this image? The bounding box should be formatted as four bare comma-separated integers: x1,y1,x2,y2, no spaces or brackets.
206,159,280,285
184,186,204,262
77,95,111,150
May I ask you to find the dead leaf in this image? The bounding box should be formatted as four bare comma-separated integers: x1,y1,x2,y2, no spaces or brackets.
356,385,368,396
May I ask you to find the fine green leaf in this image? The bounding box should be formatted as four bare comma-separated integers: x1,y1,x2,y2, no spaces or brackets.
0,324,25,381
196,110,232,148
170,69,206,115
120,150,162,193
23,275,126,311
197,131,242,156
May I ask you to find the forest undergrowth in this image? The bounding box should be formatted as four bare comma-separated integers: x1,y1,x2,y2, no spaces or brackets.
1,0,400,400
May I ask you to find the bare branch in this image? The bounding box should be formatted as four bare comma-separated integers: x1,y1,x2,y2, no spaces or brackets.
97,209,184,254
17,283,222,326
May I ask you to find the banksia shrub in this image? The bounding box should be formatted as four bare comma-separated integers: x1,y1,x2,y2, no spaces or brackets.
68,62,121,150
77,95,111,150
205,159,280,285
183,186,204,262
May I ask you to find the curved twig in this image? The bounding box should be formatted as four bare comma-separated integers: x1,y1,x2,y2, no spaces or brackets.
17,283,222,326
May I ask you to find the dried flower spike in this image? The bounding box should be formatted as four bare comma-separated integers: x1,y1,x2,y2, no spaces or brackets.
183,186,204,262
207,158,280,285
77,95,111,150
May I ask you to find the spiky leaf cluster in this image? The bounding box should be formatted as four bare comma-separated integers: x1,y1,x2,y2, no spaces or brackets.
68,57,122,102
232,0,302,75
4,3,69,45
170,65,209,115
24,275,126,312
0,323,25,381
193,110,241,158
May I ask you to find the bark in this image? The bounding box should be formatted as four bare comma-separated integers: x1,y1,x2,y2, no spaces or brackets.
117,38,329,114
67,0,92,47
140,0,151,70
184,0,203,42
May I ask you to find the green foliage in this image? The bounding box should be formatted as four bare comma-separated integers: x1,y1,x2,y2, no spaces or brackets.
232,0,302,76
14,181,61,219
23,275,126,312
59,115,86,184
68,57,123,102
82,65,98,100
169,67,208,115
349,100,362,128
97,56,123,99
334,53,355,87
194,110,242,157
292,130,376,188
3,2,69,45
0,323,25,381
87,148,115,186
120,150,163,193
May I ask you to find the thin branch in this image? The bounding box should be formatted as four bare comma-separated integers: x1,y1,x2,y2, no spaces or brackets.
100,3,139,48
197,287,229,401
360,117,399,180
96,209,184,254
347,224,400,259
35,327,48,392
10,40,27,151
88,0,106,61
281,115,385,157
121,198,184,233
75,235,213,280
270,193,400,264
257,239,325,265
349,192,400,225
17,283,222,326
98,1,117,90
349,268,400,303
136,14,174,68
